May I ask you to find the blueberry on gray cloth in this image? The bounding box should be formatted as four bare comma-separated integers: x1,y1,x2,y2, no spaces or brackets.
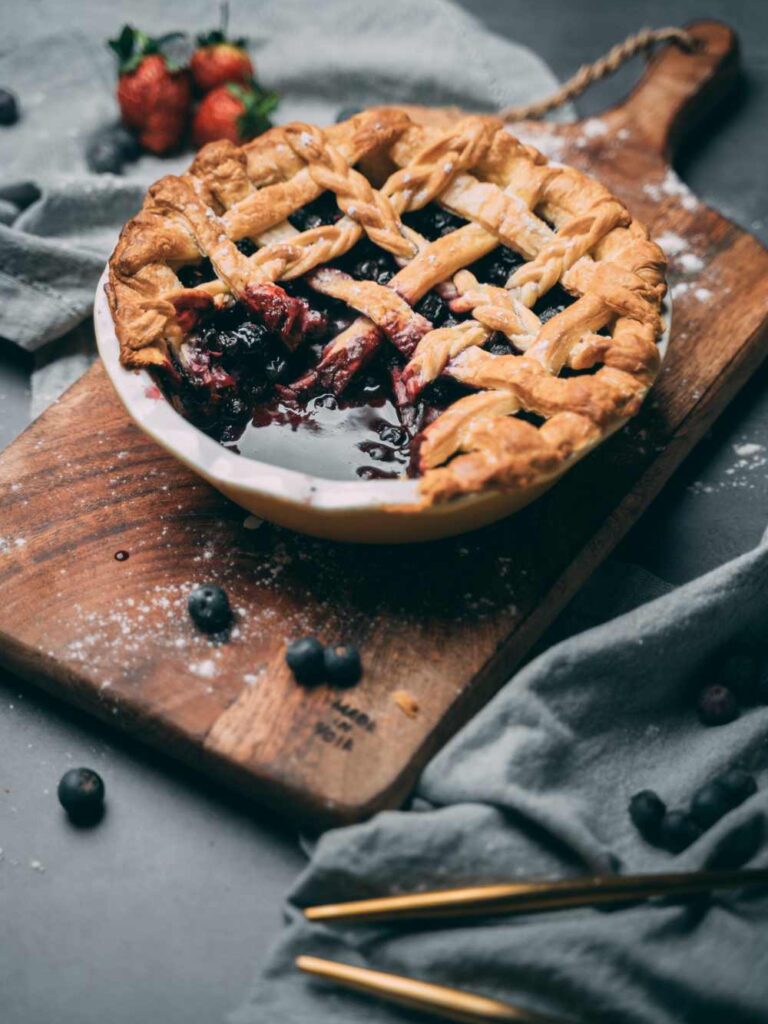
697,684,739,726
628,790,666,839
0,87,19,125
659,811,703,853
690,781,733,829
715,768,758,807
705,817,764,870
86,134,125,175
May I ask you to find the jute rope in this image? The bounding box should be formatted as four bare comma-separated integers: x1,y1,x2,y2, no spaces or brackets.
501,26,699,122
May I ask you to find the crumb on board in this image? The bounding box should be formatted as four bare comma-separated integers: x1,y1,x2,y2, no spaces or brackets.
392,690,420,718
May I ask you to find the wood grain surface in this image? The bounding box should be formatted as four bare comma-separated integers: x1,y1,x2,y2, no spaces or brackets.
1,20,767,827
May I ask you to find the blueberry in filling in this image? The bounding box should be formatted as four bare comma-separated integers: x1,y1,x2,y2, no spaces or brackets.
534,282,575,323
469,244,524,287
177,257,215,289
402,205,467,240
415,290,451,327
235,237,257,257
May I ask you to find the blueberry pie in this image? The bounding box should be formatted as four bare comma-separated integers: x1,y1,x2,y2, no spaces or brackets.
107,107,666,503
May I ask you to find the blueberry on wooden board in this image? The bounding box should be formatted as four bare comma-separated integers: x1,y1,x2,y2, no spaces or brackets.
187,584,232,634
57,767,105,824
659,811,703,853
0,87,19,126
696,684,739,726
324,644,362,688
690,781,733,829
628,790,666,839
286,636,325,685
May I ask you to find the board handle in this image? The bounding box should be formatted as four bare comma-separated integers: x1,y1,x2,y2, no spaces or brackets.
602,20,740,157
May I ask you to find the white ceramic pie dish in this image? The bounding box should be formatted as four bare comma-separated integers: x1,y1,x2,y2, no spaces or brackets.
94,268,670,543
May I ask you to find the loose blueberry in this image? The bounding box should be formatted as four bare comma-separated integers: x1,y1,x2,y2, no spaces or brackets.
109,125,141,162
690,781,733,829
715,768,758,807
57,767,105,824
659,811,703,853
286,636,325,685
324,644,362,687
697,684,739,726
0,87,19,126
187,584,232,634
335,106,362,123
628,790,666,839
86,135,124,175
415,291,449,326
706,817,764,870
718,650,760,703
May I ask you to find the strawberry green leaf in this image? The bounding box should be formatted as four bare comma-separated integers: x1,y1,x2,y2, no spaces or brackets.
236,88,279,141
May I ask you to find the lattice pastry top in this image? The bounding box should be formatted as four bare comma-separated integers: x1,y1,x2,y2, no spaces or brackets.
107,106,666,505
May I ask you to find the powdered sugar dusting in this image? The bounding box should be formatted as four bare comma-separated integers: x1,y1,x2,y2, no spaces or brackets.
689,440,768,494
656,232,689,257
643,169,698,211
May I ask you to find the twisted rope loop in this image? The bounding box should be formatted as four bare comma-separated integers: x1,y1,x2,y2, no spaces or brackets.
501,26,698,122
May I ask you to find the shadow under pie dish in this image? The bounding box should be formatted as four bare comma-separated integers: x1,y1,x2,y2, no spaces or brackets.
98,106,669,543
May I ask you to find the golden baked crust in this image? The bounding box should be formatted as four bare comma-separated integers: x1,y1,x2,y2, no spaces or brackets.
107,106,666,505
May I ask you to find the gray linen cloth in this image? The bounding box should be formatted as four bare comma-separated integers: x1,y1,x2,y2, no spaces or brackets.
0,0,562,413
239,544,768,1024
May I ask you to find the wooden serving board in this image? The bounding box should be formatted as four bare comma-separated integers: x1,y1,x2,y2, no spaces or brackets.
2,21,767,827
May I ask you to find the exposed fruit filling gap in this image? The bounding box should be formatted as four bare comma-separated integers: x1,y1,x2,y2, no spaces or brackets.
152,200,577,482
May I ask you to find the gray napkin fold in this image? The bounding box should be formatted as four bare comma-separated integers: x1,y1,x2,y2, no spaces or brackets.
237,542,768,1024
0,0,562,357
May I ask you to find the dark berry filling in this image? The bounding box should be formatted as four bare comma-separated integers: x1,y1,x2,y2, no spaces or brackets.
469,245,524,287
156,199,584,479
534,282,575,323
177,257,216,289
402,205,467,240
288,192,343,232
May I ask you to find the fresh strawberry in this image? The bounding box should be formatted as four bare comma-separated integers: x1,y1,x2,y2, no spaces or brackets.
108,25,192,155
190,5,254,93
192,83,277,148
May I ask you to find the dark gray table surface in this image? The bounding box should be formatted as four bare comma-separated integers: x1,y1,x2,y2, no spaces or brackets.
2,3,767,1023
